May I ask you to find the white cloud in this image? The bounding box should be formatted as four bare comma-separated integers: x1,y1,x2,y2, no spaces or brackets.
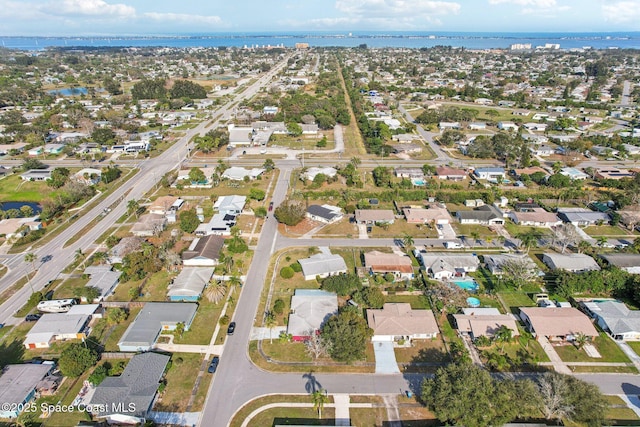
488,0,557,6
335,0,461,17
602,1,640,23
44,0,136,17
143,12,223,26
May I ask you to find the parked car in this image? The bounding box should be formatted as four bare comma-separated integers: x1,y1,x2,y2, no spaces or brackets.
208,356,220,373
268,202,274,212
25,314,41,322
227,321,236,336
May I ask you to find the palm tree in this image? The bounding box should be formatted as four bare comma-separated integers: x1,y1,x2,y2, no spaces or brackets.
311,389,329,419
265,312,277,344
92,251,108,265
402,233,414,249
494,325,513,351
470,231,480,246
127,199,140,218
577,240,592,254
24,252,37,293
350,157,361,169
596,236,609,247
516,229,542,253
204,281,227,304
74,248,86,270
574,332,589,350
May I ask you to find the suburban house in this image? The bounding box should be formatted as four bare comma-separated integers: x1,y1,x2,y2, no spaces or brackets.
595,168,635,180
176,166,216,186
484,253,537,275
580,300,640,341
131,214,167,237
287,289,338,341
298,251,348,281
435,166,467,181
497,121,519,131
394,167,425,179
542,253,600,273
0,216,42,240
302,167,337,181
0,364,55,419
456,205,505,225
560,167,589,180
109,236,143,264
23,313,90,349
148,196,179,215
118,303,198,352
508,207,561,227
403,205,452,225
195,212,236,236
21,169,52,181
182,235,224,266
167,267,213,301
83,265,122,302
556,208,610,226
453,308,520,340
89,352,170,425
439,122,460,130
364,251,414,280
519,307,598,341
600,254,640,274
73,168,102,185
306,204,343,224
221,166,265,181
213,195,246,216
473,167,506,181
354,209,395,225
416,251,480,280
367,303,439,343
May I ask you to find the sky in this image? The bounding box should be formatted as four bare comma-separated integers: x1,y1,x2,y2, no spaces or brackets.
0,0,638,36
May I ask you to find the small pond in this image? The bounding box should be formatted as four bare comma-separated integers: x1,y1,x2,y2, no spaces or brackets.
0,201,42,214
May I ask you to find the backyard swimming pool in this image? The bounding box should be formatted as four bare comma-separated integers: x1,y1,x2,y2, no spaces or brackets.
453,278,479,292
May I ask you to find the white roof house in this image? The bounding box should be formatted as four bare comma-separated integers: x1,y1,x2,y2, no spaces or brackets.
542,253,600,273
221,166,264,181
416,251,480,280
298,252,348,281
302,167,337,181
24,314,90,349
581,300,640,341
167,267,213,301
84,266,121,302
453,308,520,340
213,195,246,216
287,289,338,340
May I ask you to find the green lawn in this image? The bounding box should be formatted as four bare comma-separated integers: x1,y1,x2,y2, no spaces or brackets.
555,333,631,363
584,225,631,237
385,294,431,309
174,297,226,345
229,395,336,427
626,341,640,357
0,174,53,202
102,307,142,351
453,223,497,239
498,291,536,314
155,353,206,412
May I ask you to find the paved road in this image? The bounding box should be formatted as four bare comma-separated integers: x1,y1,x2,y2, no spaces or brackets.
397,104,450,164
0,57,291,325
621,80,633,107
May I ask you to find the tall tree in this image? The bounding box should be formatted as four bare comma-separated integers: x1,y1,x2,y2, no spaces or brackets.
265,312,277,344
311,389,329,419
24,252,37,293
321,309,372,362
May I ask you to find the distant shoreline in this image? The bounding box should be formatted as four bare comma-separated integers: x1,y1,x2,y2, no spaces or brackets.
2,31,639,51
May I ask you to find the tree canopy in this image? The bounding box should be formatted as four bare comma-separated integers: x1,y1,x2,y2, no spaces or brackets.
321,308,372,362
59,342,98,377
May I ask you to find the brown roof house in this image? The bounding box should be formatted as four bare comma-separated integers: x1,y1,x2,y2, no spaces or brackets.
364,251,414,280
519,307,598,341
453,308,519,340
367,303,439,342
435,166,467,180
508,207,561,227
403,203,452,225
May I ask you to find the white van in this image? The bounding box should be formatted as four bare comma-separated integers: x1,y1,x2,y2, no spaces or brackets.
444,241,463,249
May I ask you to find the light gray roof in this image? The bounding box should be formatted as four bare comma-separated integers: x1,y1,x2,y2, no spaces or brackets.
354,209,395,223
213,195,246,213
557,208,610,223
419,252,480,273
0,364,53,406
287,290,338,337
457,205,503,222
484,253,536,273
90,352,170,419
542,253,600,272
298,253,347,278
85,268,121,299
118,303,197,349
25,314,90,344
168,268,213,297
587,301,640,335
600,254,640,269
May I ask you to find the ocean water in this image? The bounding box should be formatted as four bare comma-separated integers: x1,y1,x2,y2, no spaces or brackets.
1,31,639,51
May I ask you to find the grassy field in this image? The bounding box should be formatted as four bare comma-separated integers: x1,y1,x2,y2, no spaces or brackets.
385,294,431,309
554,333,631,363
0,174,52,202
453,223,498,239
314,217,358,238
369,221,438,239
498,291,537,314
395,338,449,364
102,307,142,351
229,394,336,427
155,353,206,412
174,295,227,345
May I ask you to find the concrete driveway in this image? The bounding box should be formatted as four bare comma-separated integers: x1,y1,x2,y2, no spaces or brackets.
373,341,401,374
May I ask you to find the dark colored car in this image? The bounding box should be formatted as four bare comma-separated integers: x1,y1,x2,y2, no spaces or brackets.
268,202,274,211
25,314,41,322
227,321,236,335
207,356,220,373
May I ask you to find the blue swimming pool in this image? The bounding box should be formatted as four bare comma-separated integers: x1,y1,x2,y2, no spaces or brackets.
467,297,481,307
412,178,426,186
453,279,479,292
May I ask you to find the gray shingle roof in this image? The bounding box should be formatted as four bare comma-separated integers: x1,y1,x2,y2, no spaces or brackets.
118,303,197,350
90,352,170,419
298,253,347,278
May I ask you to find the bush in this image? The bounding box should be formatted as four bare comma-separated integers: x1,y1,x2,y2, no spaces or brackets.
321,273,361,296
219,315,230,325
249,188,266,201
254,206,267,218
274,200,306,226
273,299,285,315
280,266,295,279
290,262,302,273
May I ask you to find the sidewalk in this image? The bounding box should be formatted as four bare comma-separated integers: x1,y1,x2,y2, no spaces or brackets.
615,341,640,371
537,336,572,374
